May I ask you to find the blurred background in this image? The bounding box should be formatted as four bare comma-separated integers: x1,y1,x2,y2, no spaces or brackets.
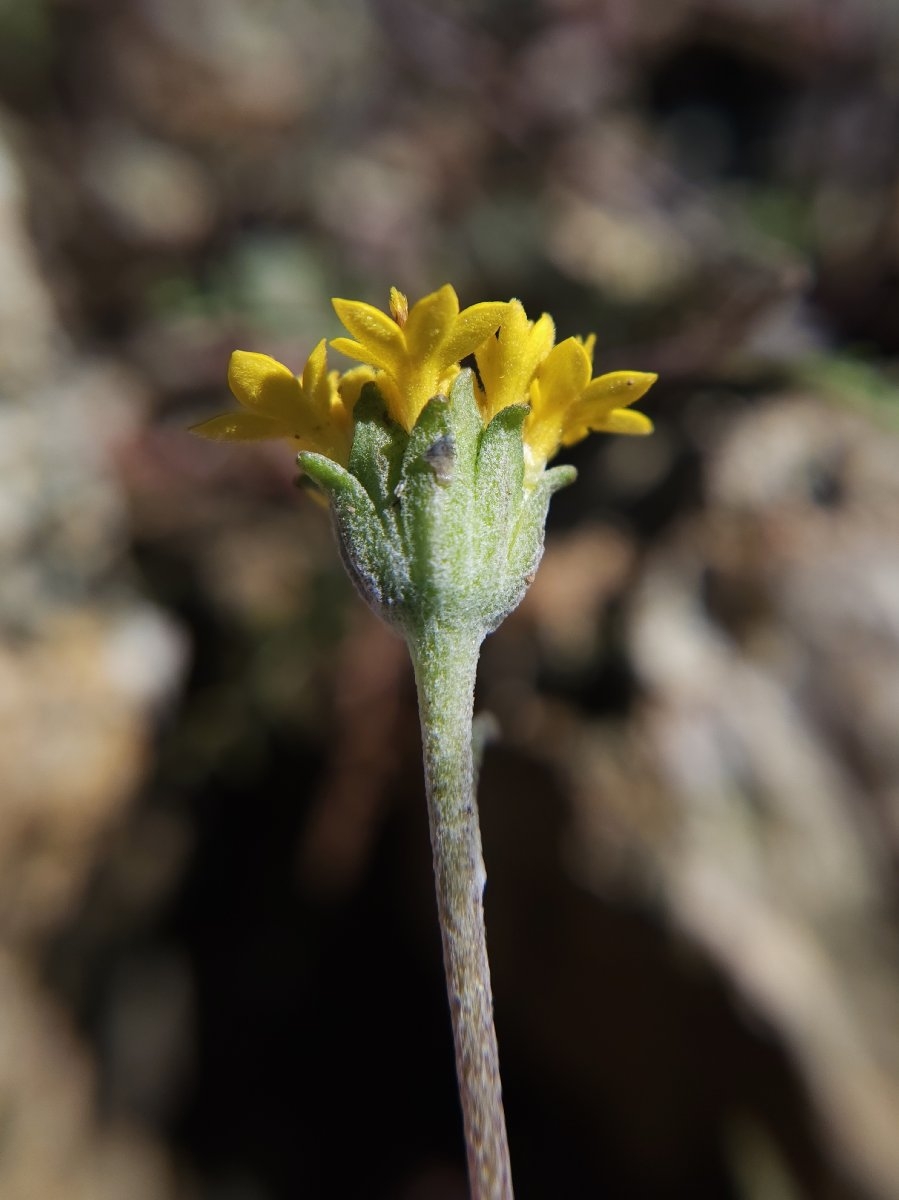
2,0,899,1197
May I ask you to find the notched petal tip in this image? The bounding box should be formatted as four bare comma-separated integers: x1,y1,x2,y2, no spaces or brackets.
403,284,461,359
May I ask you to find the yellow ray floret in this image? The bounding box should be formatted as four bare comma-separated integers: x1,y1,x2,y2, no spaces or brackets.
191,340,354,465
521,333,656,481
330,284,508,431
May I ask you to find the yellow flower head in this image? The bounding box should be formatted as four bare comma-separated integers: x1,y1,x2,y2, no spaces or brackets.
192,285,656,482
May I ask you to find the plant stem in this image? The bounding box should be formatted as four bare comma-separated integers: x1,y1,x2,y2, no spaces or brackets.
408,621,513,1200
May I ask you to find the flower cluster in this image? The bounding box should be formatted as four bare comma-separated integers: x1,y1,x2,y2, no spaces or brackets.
192,285,656,483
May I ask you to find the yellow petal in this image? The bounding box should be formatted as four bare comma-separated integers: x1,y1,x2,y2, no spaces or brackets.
490,301,531,366
403,284,459,361
521,338,593,467
441,301,509,367
559,372,656,447
301,338,339,420
436,362,462,394
522,403,564,472
190,411,286,441
314,407,354,465
300,338,327,395
579,370,658,416
597,408,654,436
329,336,378,365
528,312,556,362
477,303,556,421
579,333,597,364
332,298,405,373
531,338,592,420
228,351,300,424
337,365,379,411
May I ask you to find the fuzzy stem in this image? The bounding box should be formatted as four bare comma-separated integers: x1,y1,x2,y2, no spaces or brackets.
408,622,513,1200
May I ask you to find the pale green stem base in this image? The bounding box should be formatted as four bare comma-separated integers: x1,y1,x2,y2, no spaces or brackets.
408,622,513,1200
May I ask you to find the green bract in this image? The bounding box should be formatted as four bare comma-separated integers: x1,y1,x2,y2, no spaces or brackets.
299,369,576,641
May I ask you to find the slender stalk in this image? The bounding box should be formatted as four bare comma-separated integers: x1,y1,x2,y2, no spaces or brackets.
408,621,513,1200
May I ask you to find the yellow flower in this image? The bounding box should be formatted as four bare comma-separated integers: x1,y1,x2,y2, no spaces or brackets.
330,284,508,431
191,339,353,464
522,333,656,479
193,285,656,487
